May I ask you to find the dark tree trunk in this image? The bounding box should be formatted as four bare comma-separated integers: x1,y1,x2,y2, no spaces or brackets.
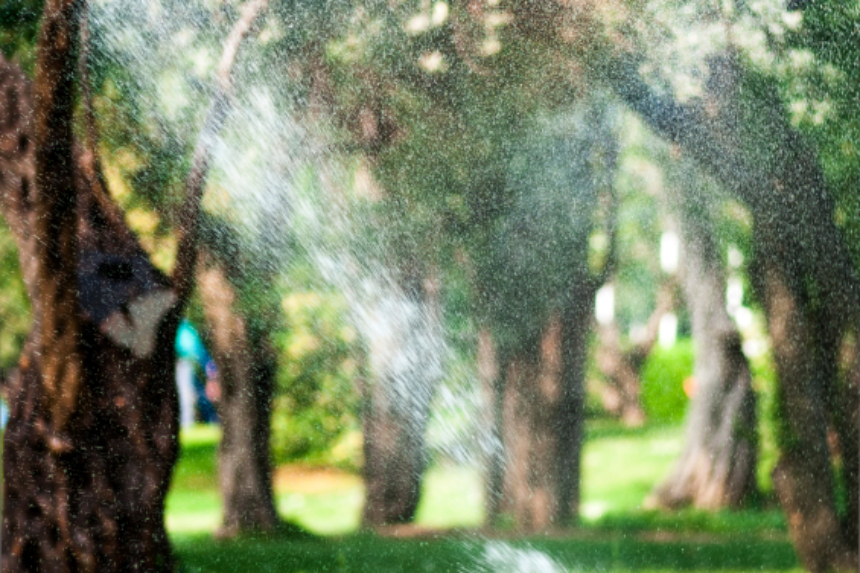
1,28,180,572
196,250,280,537
608,50,860,571
494,303,590,532
653,190,757,510
361,276,442,527
361,392,428,526
0,1,264,567
755,237,854,573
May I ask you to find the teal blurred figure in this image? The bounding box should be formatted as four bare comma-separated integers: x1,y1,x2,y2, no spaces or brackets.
175,319,218,427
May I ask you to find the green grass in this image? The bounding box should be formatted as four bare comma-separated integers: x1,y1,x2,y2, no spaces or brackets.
174,534,800,573
167,423,800,572
582,422,684,518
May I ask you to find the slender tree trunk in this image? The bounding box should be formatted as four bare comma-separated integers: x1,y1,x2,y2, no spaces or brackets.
361,277,443,527
653,191,757,509
478,326,505,526
197,251,280,537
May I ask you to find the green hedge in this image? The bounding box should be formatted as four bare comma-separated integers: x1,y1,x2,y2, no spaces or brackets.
640,339,694,423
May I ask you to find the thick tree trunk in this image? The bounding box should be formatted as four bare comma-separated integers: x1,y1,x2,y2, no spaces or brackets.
361,278,443,527
653,192,757,510
1,38,180,572
495,303,590,531
478,101,616,531
755,238,854,573
1,1,264,566
361,393,428,526
196,251,280,537
608,51,859,571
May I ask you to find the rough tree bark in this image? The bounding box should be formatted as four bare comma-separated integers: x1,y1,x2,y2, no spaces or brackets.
361,273,443,527
196,248,280,537
0,6,181,568
606,51,860,572
0,1,266,568
494,301,592,531
652,180,757,510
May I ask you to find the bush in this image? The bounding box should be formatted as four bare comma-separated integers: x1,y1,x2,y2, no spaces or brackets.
640,339,694,423
271,291,363,469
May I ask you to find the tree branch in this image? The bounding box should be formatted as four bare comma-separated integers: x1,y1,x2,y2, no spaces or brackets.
172,0,269,307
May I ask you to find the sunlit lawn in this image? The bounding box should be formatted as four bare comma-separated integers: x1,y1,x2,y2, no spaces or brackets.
168,422,801,572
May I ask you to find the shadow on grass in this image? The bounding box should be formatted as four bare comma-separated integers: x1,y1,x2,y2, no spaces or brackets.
585,508,787,535
173,530,800,572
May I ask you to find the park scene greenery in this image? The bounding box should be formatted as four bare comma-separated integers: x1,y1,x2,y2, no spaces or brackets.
0,0,857,571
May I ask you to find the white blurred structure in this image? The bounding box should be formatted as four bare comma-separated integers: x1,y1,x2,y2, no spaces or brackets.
175,360,197,429
660,231,679,274
726,276,743,316
659,312,678,348
595,284,615,325
727,245,744,269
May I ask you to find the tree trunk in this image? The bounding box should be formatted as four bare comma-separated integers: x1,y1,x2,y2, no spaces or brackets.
361,278,443,527
608,50,859,571
755,237,854,573
1,35,180,572
478,326,505,527
495,303,590,531
196,250,280,537
652,189,757,510
836,341,859,547
478,101,617,531
0,0,264,566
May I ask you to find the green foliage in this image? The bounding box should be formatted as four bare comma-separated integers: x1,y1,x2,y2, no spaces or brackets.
0,219,30,370
786,2,860,267
271,290,362,467
612,114,664,331
640,340,694,424
749,347,779,494
0,0,40,70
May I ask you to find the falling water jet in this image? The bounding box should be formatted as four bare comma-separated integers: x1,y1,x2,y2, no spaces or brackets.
84,2,598,570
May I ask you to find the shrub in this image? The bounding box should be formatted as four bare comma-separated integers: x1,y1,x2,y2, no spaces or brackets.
271,291,362,469
640,339,694,423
